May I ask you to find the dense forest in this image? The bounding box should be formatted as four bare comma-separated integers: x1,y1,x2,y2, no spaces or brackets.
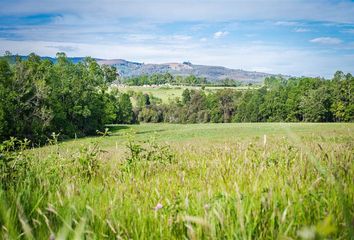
0,53,133,143
0,53,353,143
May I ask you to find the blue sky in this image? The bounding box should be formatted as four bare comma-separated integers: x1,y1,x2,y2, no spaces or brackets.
0,0,354,77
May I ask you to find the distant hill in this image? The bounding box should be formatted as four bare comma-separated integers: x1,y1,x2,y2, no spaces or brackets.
12,56,280,83
97,59,276,83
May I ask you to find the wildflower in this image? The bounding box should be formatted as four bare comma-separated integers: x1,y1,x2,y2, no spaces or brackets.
154,203,163,211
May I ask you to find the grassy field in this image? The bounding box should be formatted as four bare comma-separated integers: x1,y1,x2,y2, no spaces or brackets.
114,85,255,103
1,123,353,239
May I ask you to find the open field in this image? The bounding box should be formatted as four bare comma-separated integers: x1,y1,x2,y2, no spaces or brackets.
114,85,256,103
2,123,354,239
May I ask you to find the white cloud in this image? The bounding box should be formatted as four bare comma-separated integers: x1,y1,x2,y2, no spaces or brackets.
245,33,257,38
343,29,354,34
123,34,192,43
250,66,273,73
294,28,311,32
275,21,299,26
310,37,342,45
46,45,78,52
213,31,229,39
166,35,192,41
123,34,157,42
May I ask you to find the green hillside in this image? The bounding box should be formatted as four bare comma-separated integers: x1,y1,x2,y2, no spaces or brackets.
115,85,254,103
2,123,353,239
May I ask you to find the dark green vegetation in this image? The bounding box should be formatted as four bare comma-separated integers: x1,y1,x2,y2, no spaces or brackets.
122,73,242,87
0,123,353,239
0,53,134,143
131,72,354,124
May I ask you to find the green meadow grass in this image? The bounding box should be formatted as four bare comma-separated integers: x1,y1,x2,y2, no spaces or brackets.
1,123,353,239
115,85,253,103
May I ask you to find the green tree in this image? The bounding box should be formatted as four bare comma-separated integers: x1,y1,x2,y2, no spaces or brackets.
116,93,134,124
182,89,191,104
331,71,354,121
0,59,12,138
300,86,332,122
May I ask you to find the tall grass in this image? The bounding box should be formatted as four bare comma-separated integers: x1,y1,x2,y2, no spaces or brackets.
0,125,353,239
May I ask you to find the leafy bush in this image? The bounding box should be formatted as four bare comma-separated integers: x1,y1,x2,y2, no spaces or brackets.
75,129,110,182
0,137,30,189
124,134,175,171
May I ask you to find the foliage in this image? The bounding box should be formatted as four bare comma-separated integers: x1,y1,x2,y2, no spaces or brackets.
125,133,175,171
115,93,134,124
122,73,209,86
0,53,134,143
0,137,30,189
133,72,354,123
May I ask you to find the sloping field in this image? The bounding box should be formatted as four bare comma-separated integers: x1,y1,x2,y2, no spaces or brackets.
114,85,255,103
2,123,354,239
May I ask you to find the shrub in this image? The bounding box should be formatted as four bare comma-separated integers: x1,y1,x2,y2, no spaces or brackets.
124,135,175,171
0,138,31,189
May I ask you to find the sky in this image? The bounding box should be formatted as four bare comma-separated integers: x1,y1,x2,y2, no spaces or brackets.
0,0,354,77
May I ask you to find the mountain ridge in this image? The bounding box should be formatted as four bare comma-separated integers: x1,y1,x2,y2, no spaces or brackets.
96,59,277,83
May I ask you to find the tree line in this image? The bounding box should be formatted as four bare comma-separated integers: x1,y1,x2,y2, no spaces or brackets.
132,73,353,123
1,52,353,143
121,73,242,87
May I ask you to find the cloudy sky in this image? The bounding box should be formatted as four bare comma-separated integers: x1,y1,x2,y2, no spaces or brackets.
1,0,354,77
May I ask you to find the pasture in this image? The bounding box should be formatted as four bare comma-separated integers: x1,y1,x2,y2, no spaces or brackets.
114,85,255,103
1,123,353,239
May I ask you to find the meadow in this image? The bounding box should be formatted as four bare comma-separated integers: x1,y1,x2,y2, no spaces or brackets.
114,85,255,103
1,123,353,239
